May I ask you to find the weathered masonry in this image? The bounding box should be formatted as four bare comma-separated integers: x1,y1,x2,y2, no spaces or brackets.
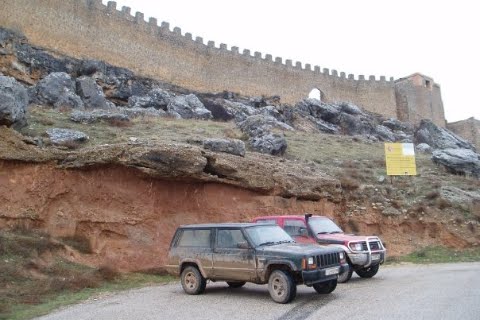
447,118,480,151
0,0,445,126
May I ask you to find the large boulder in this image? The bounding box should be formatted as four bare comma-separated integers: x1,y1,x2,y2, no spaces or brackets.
238,114,294,136
0,76,28,129
338,102,363,115
167,94,212,120
53,91,85,110
70,110,129,124
128,88,173,110
34,72,79,107
76,76,115,110
119,107,168,119
295,99,340,122
249,132,288,156
415,119,475,151
375,125,396,142
202,98,256,122
203,138,246,157
432,148,480,178
46,128,89,145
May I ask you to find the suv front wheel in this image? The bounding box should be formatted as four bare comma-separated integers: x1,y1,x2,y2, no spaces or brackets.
181,266,207,295
268,270,297,304
313,279,337,294
355,264,379,278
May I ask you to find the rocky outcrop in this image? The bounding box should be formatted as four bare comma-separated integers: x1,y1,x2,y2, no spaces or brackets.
46,128,89,145
0,126,341,201
70,110,129,124
288,99,411,142
0,76,28,129
203,138,246,157
238,115,292,156
127,88,173,110
167,94,212,120
33,72,84,110
415,119,475,151
432,148,480,178
76,76,115,110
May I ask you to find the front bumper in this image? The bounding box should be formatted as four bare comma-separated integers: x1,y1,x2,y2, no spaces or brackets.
302,263,347,286
348,251,386,268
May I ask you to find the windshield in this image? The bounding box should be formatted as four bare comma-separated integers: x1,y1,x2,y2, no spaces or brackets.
245,225,294,247
308,217,343,234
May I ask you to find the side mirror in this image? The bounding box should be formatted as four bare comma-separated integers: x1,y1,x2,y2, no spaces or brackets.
299,227,308,237
237,241,250,249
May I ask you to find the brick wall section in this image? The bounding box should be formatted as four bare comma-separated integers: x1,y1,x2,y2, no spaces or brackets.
447,118,480,151
0,0,445,125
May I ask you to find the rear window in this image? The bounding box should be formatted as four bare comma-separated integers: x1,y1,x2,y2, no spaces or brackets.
176,229,211,248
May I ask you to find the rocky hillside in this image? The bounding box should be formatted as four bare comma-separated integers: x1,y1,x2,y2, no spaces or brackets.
1,27,479,271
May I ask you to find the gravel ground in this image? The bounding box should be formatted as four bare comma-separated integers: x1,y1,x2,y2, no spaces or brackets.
37,262,480,320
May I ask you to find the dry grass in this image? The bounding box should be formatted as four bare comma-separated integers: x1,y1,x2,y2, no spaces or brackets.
0,229,172,319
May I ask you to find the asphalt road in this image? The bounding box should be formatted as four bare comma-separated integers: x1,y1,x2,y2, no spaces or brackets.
38,262,480,320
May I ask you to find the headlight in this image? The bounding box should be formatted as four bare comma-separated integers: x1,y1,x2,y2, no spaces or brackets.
339,252,345,259
349,242,363,251
302,257,317,270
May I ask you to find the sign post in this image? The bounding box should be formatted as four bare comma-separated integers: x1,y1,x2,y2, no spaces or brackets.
384,143,417,177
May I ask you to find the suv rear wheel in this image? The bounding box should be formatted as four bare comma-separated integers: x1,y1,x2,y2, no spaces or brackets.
268,270,297,304
226,281,246,288
355,264,379,278
181,266,207,295
313,279,337,294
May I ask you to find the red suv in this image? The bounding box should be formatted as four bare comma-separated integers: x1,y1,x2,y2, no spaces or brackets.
252,214,386,283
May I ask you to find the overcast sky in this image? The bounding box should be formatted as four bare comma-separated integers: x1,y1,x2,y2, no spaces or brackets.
102,0,479,122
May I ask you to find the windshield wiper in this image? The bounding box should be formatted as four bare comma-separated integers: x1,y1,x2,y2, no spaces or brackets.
258,241,276,246
329,231,342,234
317,232,329,235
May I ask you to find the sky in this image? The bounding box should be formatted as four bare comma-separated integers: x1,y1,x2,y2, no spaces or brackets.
101,0,479,122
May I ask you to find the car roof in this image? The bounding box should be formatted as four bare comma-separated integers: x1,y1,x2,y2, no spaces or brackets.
180,222,269,228
254,215,329,220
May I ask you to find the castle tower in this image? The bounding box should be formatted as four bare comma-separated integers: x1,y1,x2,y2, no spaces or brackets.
394,73,446,127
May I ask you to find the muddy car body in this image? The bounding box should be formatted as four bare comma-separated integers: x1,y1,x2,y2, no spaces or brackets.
252,215,386,283
165,223,348,303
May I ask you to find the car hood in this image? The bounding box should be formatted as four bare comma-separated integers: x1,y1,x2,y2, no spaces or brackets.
316,233,378,244
257,242,341,256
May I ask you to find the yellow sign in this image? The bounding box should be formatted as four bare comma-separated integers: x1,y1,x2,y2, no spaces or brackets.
384,143,417,176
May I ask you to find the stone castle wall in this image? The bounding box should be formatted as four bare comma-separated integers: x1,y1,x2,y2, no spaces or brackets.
0,0,445,125
447,118,480,151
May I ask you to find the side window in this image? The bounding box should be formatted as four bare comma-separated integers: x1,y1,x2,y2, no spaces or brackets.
283,220,307,237
216,229,247,248
176,229,211,248
255,219,277,224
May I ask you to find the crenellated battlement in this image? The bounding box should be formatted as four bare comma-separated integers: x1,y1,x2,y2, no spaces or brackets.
86,0,400,87
0,0,445,124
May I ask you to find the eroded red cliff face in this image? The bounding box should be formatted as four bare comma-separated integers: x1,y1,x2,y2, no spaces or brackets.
0,162,337,270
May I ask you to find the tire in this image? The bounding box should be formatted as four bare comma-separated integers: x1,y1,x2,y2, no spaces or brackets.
355,264,380,278
180,266,207,295
226,281,246,288
313,279,337,294
268,270,297,304
337,266,353,283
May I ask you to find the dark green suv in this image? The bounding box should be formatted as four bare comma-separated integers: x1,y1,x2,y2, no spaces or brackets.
165,223,347,303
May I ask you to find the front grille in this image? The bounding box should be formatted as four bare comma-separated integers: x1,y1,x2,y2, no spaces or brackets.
361,242,368,251
369,241,381,251
318,252,340,268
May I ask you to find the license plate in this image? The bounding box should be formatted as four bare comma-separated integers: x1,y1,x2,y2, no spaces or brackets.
325,267,339,276
372,253,381,261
